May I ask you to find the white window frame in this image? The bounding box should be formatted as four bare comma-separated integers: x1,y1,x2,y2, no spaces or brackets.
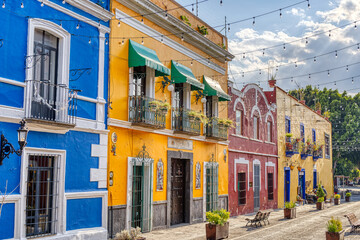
236,110,243,136
253,116,259,139
267,121,272,142
25,18,71,123
19,147,66,238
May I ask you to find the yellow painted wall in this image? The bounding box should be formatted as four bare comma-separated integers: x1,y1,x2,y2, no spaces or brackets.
108,0,230,207
276,88,333,207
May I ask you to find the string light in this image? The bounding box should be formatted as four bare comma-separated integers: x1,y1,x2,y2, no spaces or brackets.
122,39,125,45
328,70,330,77
252,17,255,26
141,15,144,24
165,10,168,19
60,21,62,27
161,35,164,43
279,9,282,18
141,37,144,44
307,0,311,9
305,37,308,44
228,24,230,32
62,0,65,4
88,38,91,44
335,50,338,58
242,72,244,77
2,0,4,8
117,19,121,27
242,53,245,59
329,30,331,37
207,58,211,65
295,62,297,68
283,43,286,50
346,65,349,71
220,0,223,6
358,44,360,51
334,81,337,86
355,21,357,29
41,1,44,7
291,77,294,82
181,33,184,41
309,74,311,79
259,69,261,75
76,22,80,29
352,77,354,84
314,56,316,62
190,60,193,66
105,39,108,45
192,4,194,12
21,1,24,8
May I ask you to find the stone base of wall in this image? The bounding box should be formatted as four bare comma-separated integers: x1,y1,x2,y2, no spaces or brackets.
153,201,167,230
218,195,229,211
192,197,203,223
108,205,127,238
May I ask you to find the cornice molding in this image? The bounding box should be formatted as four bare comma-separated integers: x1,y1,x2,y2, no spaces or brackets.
64,0,113,21
115,0,234,62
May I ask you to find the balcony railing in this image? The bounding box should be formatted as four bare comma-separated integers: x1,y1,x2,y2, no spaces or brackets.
285,138,299,157
206,117,228,141
172,108,201,135
26,80,78,125
129,96,167,129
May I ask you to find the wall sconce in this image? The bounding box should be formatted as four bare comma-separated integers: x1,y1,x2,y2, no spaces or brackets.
161,76,174,92
0,119,28,165
223,148,227,162
195,90,206,104
109,171,114,186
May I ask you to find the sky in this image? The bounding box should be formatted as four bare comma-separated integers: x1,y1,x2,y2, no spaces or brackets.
176,0,360,94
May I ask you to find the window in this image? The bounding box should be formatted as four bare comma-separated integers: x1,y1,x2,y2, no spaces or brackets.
206,164,219,211
26,155,58,238
267,121,272,142
238,172,246,205
300,124,305,142
267,173,274,200
253,116,259,139
325,133,330,158
131,66,155,98
236,110,243,135
285,117,291,133
312,129,316,143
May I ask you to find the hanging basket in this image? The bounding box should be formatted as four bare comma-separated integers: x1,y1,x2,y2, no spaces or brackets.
297,166,302,171
290,165,295,171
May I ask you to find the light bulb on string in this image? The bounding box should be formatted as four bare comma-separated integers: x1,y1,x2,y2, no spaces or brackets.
328,70,330,77
165,10,168,19
208,58,211,65
141,37,144,44
314,56,316,62
228,24,230,32
220,0,223,6
60,21,62,27
358,44,359,51
117,19,121,27
307,0,311,9
262,49,265,55
76,22,80,29
21,1,24,8
335,50,338,58
121,39,124,45
2,0,4,8
259,69,261,75
88,38,91,44
98,20,101,27
192,4,194,12
279,9,282,18
346,65,349,71
355,21,357,29
242,53,245,59
309,74,311,79
105,39,108,45
352,77,354,84
62,0,65,4
291,77,294,82
283,43,286,50
252,17,255,26
276,66,278,71
41,1,44,7
181,33,184,41
141,15,144,24
329,30,331,37
161,35,164,43
190,60,193,66
242,72,244,77
305,37,308,44
334,81,337,86
295,62,297,68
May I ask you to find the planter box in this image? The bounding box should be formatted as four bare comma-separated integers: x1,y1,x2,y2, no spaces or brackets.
334,198,340,205
326,230,345,240
284,208,296,219
345,196,350,202
206,222,229,240
316,201,325,210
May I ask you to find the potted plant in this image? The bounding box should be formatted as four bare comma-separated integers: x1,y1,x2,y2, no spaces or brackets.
317,197,325,210
285,132,293,142
268,75,276,87
345,192,351,202
326,217,345,240
290,164,295,171
205,209,230,240
284,201,296,219
334,194,341,205
159,102,170,114
148,100,160,111
197,25,208,36
180,15,191,26
114,227,145,240
187,110,197,121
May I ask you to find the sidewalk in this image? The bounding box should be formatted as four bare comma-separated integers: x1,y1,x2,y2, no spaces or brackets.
142,197,360,240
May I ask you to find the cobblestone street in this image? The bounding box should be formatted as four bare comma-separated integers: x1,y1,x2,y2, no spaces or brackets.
143,196,360,240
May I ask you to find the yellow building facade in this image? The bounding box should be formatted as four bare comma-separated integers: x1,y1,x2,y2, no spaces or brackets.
275,87,333,207
107,0,234,235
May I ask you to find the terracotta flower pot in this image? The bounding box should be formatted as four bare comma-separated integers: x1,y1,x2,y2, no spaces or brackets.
316,201,325,210
284,208,296,219
325,230,345,240
205,222,229,240
334,198,340,205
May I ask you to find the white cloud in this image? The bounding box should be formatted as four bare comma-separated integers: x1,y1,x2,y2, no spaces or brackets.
287,8,306,18
316,0,360,23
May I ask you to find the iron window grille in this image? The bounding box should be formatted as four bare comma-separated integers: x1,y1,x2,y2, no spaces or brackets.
236,110,243,136
267,173,274,200
238,172,246,205
325,133,330,158
25,154,60,238
206,162,219,212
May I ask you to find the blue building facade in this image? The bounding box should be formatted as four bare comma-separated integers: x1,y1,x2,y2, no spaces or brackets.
0,0,111,239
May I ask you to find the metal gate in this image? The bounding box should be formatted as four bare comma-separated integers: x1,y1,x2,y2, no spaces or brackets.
206,163,218,212
253,164,260,211
171,159,186,225
131,165,144,229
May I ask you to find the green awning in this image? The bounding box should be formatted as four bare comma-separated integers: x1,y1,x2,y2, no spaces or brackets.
203,75,231,101
128,39,170,77
171,61,204,91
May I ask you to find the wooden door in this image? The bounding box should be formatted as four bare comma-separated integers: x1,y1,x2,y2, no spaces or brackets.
171,159,186,225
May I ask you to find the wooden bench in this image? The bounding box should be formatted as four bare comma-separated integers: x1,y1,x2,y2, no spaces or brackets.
344,213,360,232
262,211,271,226
245,211,271,227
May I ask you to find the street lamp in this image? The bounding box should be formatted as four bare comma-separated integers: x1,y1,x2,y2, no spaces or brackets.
0,119,28,165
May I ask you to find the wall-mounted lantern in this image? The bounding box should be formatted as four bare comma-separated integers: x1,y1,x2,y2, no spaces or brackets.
194,90,206,104
0,119,28,165
161,76,174,92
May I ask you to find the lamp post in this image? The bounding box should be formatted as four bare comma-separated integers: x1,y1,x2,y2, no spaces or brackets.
0,119,28,165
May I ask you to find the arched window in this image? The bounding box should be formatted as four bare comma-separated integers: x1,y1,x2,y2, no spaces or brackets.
236,109,243,136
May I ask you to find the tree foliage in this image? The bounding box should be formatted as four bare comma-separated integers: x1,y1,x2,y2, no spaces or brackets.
289,86,360,176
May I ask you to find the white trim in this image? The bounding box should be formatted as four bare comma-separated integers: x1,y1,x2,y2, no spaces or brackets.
20,147,66,238
115,8,225,75
253,159,261,191
233,97,246,114
242,84,277,112
90,133,108,188
231,134,249,139
234,158,250,192
1,195,21,239
229,148,279,158
251,105,262,121
265,162,276,189
76,95,99,103
264,141,276,145
63,0,113,21
0,77,26,87
39,0,110,33
203,162,208,221
108,118,229,145
249,138,263,143
265,111,275,123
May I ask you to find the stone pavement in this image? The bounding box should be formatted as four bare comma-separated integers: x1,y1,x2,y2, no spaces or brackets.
142,196,360,240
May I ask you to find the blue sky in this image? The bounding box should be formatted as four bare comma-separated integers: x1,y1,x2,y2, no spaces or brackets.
177,0,360,94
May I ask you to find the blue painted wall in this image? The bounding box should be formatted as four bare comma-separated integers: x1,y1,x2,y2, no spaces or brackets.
0,203,15,239
66,198,102,231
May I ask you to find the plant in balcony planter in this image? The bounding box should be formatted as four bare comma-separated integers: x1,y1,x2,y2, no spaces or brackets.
148,100,161,111
205,209,230,240
345,192,351,202
326,217,344,240
284,201,296,219
334,194,341,205
159,102,170,113
195,112,208,124
197,25,209,36
180,15,191,26
114,227,145,240
187,110,197,121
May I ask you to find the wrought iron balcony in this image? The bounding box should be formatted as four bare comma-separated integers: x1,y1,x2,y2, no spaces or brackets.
172,108,201,135
206,117,228,141
25,80,78,126
285,138,300,157
129,96,167,129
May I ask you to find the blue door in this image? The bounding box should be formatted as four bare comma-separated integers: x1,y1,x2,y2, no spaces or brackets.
285,169,291,202
313,170,317,189
299,170,306,199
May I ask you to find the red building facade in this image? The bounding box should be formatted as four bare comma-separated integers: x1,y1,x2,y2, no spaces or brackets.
228,83,278,216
